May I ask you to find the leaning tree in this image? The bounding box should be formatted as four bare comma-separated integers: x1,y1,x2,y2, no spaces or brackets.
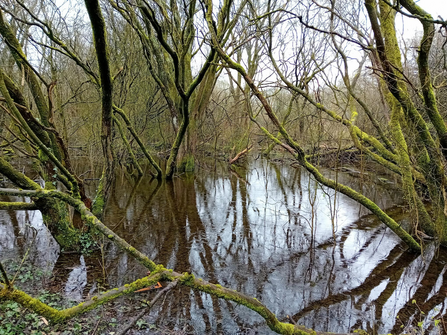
204,0,447,251
1,0,447,334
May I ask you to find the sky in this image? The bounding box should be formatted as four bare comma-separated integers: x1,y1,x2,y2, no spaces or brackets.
398,0,447,37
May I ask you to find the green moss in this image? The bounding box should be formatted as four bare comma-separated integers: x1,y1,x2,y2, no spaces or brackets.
180,273,195,285
185,156,194,172
6,288,66,323
87,217,96,225
107,234,114,239
177,154,195,172
152,264,166,274
41,197,80,251
37,149,49,164
92,175,105,217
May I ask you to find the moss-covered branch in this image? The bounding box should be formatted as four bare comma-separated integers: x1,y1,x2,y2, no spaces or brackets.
0,187,318,335
0,272,163,322
204,0,421,251
0,68,80,197
0,265,317,335
258,124,421,251
0,201,37,210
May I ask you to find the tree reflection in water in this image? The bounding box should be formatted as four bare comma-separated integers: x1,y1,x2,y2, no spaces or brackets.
1,159,446,334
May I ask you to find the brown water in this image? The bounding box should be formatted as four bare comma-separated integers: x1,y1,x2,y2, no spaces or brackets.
1,159,447,334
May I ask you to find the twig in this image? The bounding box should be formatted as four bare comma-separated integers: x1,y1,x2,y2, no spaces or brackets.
11,226,38,285
287,315,297,326
0,262,11,288
90,314,102,335
117,280,178,335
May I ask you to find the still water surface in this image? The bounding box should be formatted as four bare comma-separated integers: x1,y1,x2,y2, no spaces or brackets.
1,159,446,334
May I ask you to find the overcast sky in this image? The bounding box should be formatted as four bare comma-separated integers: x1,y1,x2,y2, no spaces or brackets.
398,0,447,37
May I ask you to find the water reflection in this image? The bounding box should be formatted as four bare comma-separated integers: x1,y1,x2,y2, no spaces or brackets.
0,195,59,272
65,255,87,302
1,159,446,334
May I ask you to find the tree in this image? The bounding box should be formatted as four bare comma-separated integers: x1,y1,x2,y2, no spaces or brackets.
1,0,447,333
0,1,313,334
109,0,225,178
0,4,87,249
204,0,447,250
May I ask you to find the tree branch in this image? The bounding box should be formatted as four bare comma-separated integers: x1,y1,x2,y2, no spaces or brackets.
0,187,317,334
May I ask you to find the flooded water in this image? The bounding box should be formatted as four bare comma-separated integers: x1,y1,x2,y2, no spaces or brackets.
1,159,447,334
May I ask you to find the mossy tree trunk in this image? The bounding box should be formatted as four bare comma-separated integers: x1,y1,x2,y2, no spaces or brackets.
204,0,424,251
0,157,79,250
113,0,221,178
399,0,447,156
365,0,447,240
0,8,91,249
84,0,116,217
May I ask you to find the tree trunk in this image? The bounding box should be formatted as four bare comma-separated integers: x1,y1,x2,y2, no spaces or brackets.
0,157,80,250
